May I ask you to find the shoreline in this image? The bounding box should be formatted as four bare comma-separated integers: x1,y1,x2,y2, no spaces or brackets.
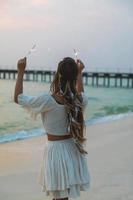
0,115,133,200
1,112,133,144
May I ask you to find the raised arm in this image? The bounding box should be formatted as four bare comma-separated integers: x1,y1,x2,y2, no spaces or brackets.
76,59,85,94
14,57,27,103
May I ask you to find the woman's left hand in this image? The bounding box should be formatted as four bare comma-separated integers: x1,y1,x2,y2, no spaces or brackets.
17,57,27,72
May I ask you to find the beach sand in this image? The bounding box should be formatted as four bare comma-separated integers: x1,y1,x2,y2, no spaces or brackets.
0,116,133,200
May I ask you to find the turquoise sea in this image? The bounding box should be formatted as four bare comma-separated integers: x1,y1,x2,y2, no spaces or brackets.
0,79,133,143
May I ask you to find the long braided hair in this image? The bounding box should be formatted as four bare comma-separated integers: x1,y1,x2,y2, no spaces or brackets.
50,57,87,154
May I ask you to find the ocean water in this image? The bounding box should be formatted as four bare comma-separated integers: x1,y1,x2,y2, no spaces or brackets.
0,79,133,143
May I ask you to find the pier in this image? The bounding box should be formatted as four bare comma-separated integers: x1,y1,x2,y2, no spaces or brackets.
0,69,133,88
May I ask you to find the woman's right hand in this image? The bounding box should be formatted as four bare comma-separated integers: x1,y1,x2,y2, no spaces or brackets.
17,57,27,72
76,59,85,73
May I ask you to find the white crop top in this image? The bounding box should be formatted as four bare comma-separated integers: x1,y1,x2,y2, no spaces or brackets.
17,92,88,135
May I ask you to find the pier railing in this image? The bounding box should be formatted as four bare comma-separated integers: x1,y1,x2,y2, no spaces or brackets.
0,69,133,88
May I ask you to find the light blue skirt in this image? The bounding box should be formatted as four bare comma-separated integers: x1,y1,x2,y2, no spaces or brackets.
37,137,91,199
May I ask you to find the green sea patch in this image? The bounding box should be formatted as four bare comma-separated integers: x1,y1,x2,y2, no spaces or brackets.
101,104,133,115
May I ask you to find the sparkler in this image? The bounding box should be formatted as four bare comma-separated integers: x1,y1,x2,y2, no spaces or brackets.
26,44,37,57
73,49,79,60
18,44,37,69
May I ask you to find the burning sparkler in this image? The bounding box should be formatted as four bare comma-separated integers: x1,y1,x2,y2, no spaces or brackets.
26,44,37,57
73,49,79,61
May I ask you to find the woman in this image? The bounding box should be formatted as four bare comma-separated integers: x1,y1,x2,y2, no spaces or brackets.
14,56,90,200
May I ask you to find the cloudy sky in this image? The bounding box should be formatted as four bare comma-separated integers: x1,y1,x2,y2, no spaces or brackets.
0,0,133,71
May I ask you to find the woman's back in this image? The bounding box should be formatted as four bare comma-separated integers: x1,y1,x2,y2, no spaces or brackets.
18,92,88,136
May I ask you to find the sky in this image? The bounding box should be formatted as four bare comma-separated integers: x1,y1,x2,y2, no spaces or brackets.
0,0,133,71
